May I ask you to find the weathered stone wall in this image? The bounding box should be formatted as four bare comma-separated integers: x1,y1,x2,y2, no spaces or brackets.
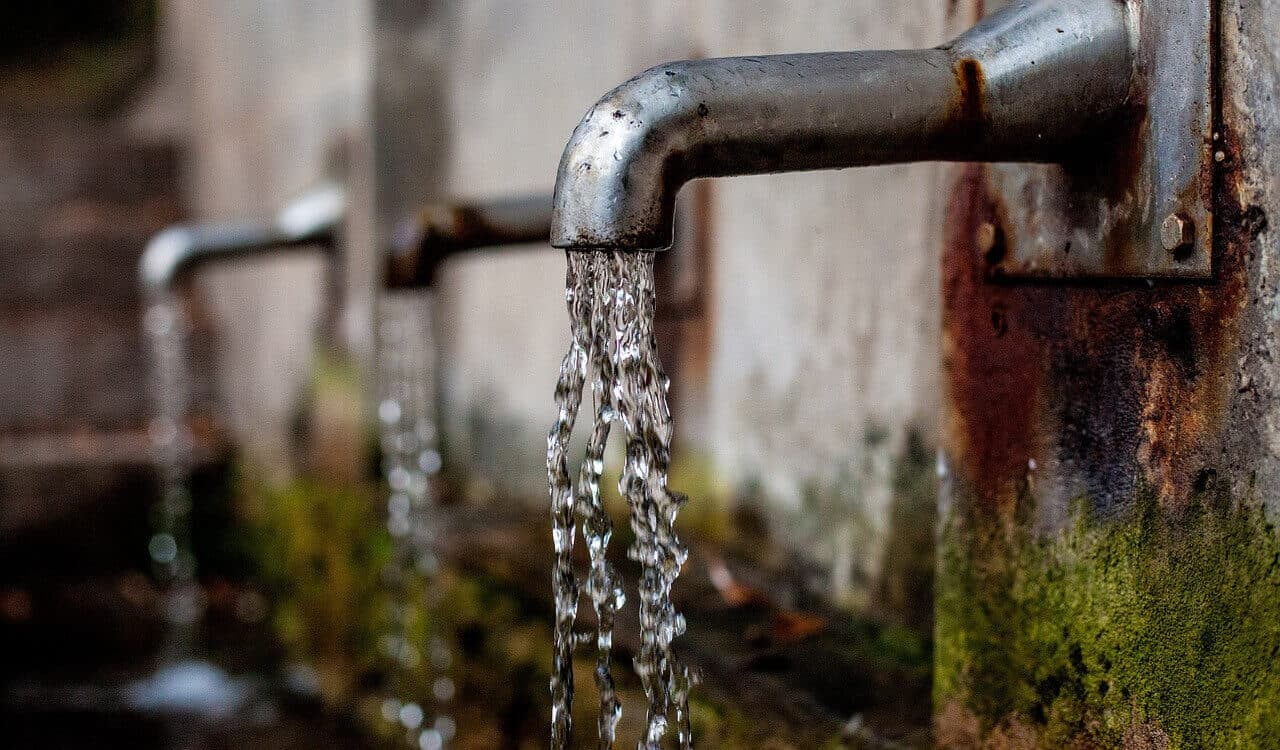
0,124,189,536
160,0,373,473
422,0,946,606
934,1,1280,746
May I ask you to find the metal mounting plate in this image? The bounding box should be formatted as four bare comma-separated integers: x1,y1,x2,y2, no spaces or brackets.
985,0,1214,280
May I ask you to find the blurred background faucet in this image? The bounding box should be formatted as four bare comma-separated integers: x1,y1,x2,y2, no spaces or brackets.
140,184,347,295
384,194,553,290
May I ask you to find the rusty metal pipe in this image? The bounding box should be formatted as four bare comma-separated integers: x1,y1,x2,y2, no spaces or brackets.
552,0,1134,250
384,194,553,289
139,184,346,292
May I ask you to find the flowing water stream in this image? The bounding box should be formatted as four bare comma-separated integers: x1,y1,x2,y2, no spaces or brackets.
377,291,455,750
548,251,693,750
143,290,202,659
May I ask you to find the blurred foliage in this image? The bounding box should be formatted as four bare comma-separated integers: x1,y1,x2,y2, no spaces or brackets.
875,430,936,632
293,345,380,485
237,470,391,707
600,448,734,555
0,1,157,112
231,458,907,747
233,346,934,746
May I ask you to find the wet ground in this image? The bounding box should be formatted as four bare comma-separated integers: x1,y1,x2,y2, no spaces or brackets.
2,496,931,749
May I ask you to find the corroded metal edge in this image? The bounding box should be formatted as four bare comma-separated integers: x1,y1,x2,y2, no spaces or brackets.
384,194,554,289
991,0,1216,280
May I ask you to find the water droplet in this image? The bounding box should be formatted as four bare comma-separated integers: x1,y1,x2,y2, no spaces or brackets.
379,399,403,424
432,677,455,702
387,514,411,538
149,533,178,564
434,715,457,741
417,728,443,750
418,449,442,473
381,698,402,723
399,702,424,729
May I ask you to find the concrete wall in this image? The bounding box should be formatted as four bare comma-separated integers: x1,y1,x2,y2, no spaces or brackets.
150,0,948,607
932,0,1280,745
158,0,374,473
419,0,946,602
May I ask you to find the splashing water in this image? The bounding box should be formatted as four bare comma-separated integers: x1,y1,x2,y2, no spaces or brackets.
609,252,693,750
143,290,202,658
547,253,593,747
579,254,625,747
547,251,693,750
377,291,455,749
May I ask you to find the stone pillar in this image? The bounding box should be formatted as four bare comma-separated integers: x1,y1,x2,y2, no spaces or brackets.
934,2,1280,746
164,0,373,475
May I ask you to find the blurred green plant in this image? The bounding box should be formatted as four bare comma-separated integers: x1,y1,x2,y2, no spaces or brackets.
237,470,391,706
600,447,733,553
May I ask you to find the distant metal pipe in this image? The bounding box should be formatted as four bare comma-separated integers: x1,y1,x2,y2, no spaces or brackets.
551,0,1134,250
384,194,554,289
139,184,346,293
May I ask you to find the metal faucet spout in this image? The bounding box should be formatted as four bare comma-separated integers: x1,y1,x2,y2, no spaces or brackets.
551,0,1133,250
139,184,346,292
385,194,554,289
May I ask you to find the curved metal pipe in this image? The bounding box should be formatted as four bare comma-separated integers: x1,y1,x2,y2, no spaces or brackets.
385,194,553,289
551,0,1135,250
139,184,346,293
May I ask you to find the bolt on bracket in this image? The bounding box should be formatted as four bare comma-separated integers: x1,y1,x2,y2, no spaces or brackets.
985,0,1216,280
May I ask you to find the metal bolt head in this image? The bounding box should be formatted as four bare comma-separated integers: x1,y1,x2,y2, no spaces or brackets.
975,222,997,255
1161,214,1195,253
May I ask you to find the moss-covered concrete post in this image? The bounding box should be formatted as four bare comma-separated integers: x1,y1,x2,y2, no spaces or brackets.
934,2,1280,747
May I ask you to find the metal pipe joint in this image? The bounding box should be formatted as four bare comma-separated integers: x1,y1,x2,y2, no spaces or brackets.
384,194,553,289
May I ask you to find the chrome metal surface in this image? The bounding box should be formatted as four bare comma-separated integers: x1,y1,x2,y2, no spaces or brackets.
139,184,346,291
551,0,1216,279
385,194,553,288
987,0,1214,278
552,0,1132,251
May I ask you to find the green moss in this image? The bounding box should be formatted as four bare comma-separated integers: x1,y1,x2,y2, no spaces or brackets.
238,468,484,741
936,480,1280,748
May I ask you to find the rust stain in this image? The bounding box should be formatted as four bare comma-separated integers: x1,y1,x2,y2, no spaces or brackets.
387,201,555,289
684,179,715,384
384,223,427,288
952,58,986,128
945,0,986,26
943,164,1048,513
655,180,715,410
943,124,1250,514
1095,105,1150,274
384,204,460,288
941,57,991,159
